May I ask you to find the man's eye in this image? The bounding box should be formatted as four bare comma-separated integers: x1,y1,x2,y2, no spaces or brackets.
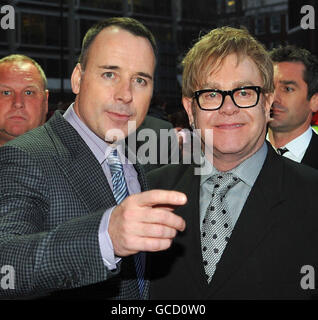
202,92,218,100
135,77,146,86
25,90,34,95
208,92,217,98
1,90,11,96
103,72,115,79
284,87,294,92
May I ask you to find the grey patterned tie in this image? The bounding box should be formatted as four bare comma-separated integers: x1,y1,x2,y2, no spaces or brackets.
107,149,145,296
201,172,240,283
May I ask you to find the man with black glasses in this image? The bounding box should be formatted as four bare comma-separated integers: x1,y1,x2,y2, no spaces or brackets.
147,27,318,299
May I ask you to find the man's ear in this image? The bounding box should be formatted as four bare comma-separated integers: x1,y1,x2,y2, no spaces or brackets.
264,92,274,123
309,93,318,113
182,96,195,127
44,89,49,116
71,63,82,95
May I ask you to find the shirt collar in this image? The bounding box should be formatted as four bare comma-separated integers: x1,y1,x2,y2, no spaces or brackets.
283,126,313,158
266,126,312,158
63,104,126,165
200,142,268,187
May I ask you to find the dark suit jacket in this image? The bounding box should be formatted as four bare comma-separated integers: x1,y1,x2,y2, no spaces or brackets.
0,111,148,300
136,115,177,173
147,146,318,299
302,130,318,169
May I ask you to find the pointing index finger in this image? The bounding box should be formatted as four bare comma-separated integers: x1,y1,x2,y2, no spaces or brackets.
137,190,187,207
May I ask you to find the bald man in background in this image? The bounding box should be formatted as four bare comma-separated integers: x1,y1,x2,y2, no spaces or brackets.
0,54,48,146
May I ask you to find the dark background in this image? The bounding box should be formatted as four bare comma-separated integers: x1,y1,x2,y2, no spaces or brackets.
0,0,317,116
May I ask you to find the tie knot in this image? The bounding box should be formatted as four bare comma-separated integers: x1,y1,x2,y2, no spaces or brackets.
276,147,288,156
211,173,240,197
107,149,123,175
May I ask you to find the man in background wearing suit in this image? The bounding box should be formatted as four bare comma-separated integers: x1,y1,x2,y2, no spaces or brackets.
147,27,318,299
0,17,186,299
267,45,318,169
0,54,48,146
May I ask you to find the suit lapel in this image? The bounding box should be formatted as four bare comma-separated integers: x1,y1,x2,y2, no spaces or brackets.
47,111,149,213
131,151,149,192
47,111,149,299
46,111,117,213
207,147,287,298
172,164,210,293
301,131,318,169
132,161,149,299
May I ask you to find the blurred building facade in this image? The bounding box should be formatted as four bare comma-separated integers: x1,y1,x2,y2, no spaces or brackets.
0,0,316,113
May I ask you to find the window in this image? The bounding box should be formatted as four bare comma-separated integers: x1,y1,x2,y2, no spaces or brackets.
80,19,98,45
26,58,68,79
79,0,122,10
47,58,68,78
226,0,236,13
150,24,173,43
21,13,67,47
131,0,171,16
47,15,68,47
182,0,215,21
270,14,281,33
217,0,222,14
239,17,248,29
178,25,202,53
0,29,6,43
255,16,265,35
21,13,45,45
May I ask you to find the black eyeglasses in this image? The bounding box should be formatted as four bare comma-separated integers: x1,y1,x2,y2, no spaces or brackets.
193,86,263,111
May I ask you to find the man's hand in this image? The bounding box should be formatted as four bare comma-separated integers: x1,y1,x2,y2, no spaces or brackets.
109,190,187,257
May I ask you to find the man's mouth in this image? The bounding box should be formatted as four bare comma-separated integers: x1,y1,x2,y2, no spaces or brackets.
107,111,131,121
216,123,244,129
271,105,285,115
8,115,27,121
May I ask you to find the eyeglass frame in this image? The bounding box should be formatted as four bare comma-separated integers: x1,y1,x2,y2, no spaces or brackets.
192,86,263,111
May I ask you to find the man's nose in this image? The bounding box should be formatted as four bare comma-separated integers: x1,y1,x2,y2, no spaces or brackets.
12,94,25,109
273,89,281,103
219,95,239,115
114,80,133,104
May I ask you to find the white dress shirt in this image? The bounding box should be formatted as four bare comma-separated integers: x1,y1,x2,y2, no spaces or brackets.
267,126,315,163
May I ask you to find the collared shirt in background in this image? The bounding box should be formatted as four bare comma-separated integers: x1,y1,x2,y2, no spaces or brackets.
267,126,314,163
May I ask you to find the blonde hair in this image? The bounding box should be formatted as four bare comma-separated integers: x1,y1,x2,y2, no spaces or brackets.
182,27,274,97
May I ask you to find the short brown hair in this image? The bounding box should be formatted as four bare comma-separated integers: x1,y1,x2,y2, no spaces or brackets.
182,26,274,97
79,17,157,70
